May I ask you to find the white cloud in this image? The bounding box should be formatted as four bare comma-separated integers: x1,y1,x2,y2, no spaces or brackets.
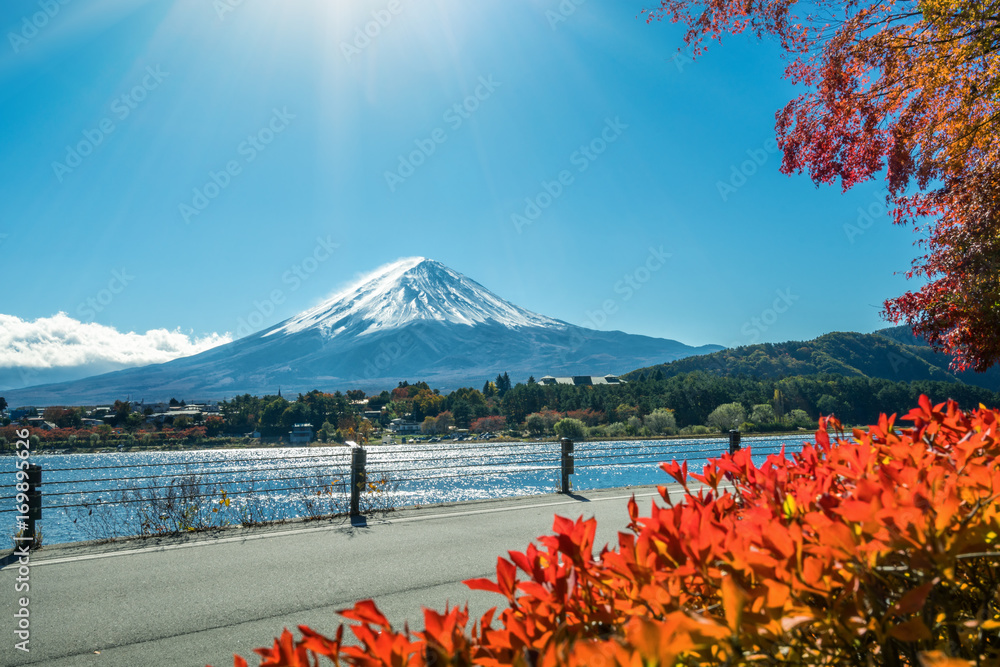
0,312,231,370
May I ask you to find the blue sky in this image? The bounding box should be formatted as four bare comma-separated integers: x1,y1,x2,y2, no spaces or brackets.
0,0,919,387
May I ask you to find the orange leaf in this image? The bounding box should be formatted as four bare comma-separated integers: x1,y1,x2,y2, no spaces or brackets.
721,576,746,634
296,624,342,659
338,599,390,629
499,557,520,596
464,577,502,594
919,650,975,666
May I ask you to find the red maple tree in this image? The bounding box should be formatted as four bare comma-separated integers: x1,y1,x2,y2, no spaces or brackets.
647,1,1000,371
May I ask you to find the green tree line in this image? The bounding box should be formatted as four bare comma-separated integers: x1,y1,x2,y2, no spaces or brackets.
214,372,1000,437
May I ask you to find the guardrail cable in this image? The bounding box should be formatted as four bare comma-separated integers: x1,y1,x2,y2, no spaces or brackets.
1,468,354,502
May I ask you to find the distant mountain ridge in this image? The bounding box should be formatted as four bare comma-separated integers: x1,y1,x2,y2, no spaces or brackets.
3,258,721,405
623,327,1000,392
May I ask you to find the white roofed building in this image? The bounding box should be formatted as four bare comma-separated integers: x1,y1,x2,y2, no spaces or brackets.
537,374,625,386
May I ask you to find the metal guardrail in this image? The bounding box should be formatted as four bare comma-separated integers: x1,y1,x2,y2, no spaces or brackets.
2,432,797,547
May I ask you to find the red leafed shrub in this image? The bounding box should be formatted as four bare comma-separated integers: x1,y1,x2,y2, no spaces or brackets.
0,425,28,442
44,427,94,441
565,408,604,427
218,397,1000,666
471,415,506,433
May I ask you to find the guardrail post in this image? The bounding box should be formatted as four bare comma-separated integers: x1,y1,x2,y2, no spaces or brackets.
560,438,574,493
350,446,367,517
729,429,741,455
25,463,42,547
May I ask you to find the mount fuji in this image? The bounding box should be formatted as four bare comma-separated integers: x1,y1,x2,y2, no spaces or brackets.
5,258,722,404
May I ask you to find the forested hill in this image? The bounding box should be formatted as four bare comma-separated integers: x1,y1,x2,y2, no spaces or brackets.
623,329,1000,392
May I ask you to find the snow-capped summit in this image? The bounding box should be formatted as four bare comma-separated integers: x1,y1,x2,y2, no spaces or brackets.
268,257,562,338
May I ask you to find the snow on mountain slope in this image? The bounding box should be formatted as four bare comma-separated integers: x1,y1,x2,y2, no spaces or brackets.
267,257,562,338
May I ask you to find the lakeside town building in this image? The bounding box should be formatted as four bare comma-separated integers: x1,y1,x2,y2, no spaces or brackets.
536,374,626,386
289,423,314,445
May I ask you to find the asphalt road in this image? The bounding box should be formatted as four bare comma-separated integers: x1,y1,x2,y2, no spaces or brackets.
0,485,669,667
